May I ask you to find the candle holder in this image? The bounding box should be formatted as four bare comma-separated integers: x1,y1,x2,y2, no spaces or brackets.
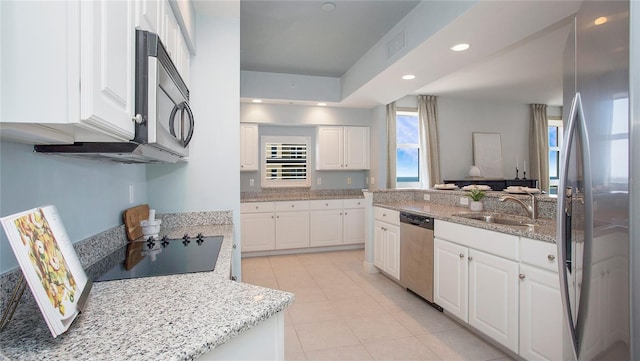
523,171,527,180
515,168,520,180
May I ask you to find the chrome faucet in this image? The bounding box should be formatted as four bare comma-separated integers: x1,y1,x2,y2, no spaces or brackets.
499,191,538,220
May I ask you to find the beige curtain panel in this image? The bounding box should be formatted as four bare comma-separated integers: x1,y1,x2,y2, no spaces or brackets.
529,104,549,192
418,95,441,187
386,102,397,189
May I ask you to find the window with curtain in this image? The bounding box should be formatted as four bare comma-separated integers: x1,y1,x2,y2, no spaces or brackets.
261,136,310,188
548,118,563,195
396,111,421,188
609,97,629,184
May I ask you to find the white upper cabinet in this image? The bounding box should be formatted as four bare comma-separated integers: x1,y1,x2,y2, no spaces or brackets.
316,126,370,170
1,0,193,145
135,0,161,34
80,0,136,141
240,124,259,171
1,1,135,143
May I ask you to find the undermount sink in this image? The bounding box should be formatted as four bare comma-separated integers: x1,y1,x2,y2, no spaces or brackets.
455,213,536,227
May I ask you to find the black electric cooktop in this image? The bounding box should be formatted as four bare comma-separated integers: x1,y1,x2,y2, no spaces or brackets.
95,233,223,282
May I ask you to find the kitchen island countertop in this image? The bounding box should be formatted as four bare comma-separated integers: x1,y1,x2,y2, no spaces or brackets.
374,201,557,243
0,223,294,361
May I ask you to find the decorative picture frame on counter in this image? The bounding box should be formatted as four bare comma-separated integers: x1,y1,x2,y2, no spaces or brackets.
472,132,504,179
1,205,91,338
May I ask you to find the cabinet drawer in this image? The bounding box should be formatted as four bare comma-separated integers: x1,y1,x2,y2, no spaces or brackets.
374,207,399,225
310,199,343,210
435,220,519,261
275,200,310,212
241,202,275,213
343,198,365,209
520,237,558,272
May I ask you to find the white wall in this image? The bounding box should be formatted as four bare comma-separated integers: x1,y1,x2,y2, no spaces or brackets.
239,102,373,191
241,102,372,126
0,141,147,273
437,97,530,180
146,10,241,278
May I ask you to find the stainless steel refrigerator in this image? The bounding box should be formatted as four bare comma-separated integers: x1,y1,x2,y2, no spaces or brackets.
558,0,638,360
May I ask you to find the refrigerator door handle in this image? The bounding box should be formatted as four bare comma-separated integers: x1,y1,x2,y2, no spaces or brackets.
557,92,594,360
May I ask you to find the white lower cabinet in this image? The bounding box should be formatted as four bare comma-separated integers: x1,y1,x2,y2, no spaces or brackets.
241,212,276,252
373,207,400,280
468,249,519,352
240,201,309,251
275,208,310,250
519,264,562,360
434,238,468,321
434,221,519,353
519,236,563,361
241,198,363,252
310,199,365,247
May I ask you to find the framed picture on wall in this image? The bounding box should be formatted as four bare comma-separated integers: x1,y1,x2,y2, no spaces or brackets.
472,132,504,178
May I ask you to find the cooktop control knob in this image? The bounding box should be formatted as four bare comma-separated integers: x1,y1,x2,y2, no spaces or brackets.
161,235,170,248
146,237,156,249
196,233,205,246
182,233,191,246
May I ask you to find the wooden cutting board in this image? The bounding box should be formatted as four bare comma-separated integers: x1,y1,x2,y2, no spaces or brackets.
123,204,150,241
122,204,149,270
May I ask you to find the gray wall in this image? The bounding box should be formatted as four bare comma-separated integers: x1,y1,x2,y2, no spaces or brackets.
0,141,147,273
240,103,373,191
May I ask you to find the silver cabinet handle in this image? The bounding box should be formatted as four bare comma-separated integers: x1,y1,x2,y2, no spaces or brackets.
232,244,237,249
276,215,279,219
459,253,464,258
325,203,329,206
344,212,347,215
291,205,295,208
548,254,556,261
132,114,143,124
519,274,526,280
468,256,473,261
255,206,259,209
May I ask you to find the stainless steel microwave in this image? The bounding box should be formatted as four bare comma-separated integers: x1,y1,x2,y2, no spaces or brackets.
35,30,194,164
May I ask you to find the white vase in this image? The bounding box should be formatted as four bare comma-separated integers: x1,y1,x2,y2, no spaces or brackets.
469,201,483,212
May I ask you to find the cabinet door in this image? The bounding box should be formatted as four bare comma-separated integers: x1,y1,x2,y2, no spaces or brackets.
519,264,563,361
275,211,309,250
373,221,385,270
343,207,365,245
161,0,179,61
316,127,344,170
310,210,343,247
385,224,400,280
434,238,468,322
80,0,136,141
344,127,369,170
241,213,275,252
240,124,259,171
135,0,160,33
468,249,519,353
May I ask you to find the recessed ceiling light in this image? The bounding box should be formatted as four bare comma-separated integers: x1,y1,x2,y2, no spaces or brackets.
321,2,336,11
450,43,470,52
317,102,327,106
252,99,262,103
594,17,607,25
402,74,416,80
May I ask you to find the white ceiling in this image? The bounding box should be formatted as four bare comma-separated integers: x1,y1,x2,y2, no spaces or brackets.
196,0,582,108
240,0,421,77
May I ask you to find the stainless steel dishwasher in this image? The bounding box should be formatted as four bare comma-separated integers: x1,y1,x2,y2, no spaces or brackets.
399,212,441,310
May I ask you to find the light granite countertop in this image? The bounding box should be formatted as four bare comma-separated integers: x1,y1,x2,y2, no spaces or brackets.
375,201,557,243
0,223,295,361
241,189,364,202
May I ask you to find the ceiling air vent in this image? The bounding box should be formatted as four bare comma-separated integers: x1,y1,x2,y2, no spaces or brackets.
386,30,406,59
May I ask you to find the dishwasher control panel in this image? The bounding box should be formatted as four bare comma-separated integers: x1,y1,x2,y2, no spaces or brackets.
399,212,434,230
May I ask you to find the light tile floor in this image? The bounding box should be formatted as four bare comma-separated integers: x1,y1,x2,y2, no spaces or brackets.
242,249,513,361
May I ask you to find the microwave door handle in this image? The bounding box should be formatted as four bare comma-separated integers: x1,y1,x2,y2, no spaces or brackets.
182,102,194,147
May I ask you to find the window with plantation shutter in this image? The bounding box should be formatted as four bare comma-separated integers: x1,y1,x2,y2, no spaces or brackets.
261,136,311,188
